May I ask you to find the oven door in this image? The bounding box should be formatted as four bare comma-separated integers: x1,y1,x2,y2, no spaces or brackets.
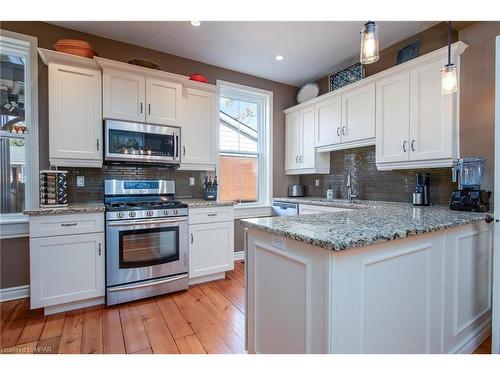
105,119,180,164
106,216,188,287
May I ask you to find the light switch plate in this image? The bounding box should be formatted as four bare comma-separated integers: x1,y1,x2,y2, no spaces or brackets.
189,176,196,187
76,176,85,187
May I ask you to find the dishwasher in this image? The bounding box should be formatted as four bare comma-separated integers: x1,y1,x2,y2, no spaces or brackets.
272,200,299,216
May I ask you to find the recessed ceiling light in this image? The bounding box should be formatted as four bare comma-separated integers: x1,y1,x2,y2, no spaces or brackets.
190,21,201,27
275,55,285,61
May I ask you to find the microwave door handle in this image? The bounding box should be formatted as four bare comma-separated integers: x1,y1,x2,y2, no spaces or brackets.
175,134,179,158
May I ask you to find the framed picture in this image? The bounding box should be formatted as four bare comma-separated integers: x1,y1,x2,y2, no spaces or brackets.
329,62,365,92
396,37,421,65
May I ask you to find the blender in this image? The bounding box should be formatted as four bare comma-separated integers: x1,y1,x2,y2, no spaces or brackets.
450,157,491,212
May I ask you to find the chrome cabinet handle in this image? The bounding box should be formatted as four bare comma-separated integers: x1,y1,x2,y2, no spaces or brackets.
337,127,341,137
411,140,416,151
96,139,99,151
140,102,143,114
183,146,186,156
207,213,218,217
61,223,77,227
148,103,151,115
342,126,346,136
296,156,299,163
190,233,194,244
98,243,102,256
403,140,407,152
300,155,304,163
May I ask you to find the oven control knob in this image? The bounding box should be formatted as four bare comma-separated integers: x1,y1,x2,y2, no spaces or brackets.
116,212,125,219
129,211,136,218
174,209,178,215
146,210,154,217
163,209,169,216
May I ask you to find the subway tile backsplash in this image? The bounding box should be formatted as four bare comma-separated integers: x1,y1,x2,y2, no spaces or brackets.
298,146,458,205
65,164,210,203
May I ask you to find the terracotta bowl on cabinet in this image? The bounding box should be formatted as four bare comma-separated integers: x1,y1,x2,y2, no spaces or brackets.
52,39,97,58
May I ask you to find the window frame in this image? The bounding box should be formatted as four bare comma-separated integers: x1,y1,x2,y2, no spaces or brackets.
0,29,39,233
217,80,273,209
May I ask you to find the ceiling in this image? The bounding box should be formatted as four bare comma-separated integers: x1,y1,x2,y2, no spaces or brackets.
51,21,439,87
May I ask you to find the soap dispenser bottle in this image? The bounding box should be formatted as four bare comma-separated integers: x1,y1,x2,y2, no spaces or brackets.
326,185,334,201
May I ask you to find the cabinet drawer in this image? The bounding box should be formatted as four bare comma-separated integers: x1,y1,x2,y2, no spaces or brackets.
188,206,234,225
30,213,104,238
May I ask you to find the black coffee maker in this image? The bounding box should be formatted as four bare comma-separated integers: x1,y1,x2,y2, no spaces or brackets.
449,158,490,212
413,173,430,206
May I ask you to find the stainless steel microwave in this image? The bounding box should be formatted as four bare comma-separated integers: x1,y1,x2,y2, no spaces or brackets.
104,119,181,165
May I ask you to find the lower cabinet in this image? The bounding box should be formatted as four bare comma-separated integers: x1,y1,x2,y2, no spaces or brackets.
29,213,105,313
188,207,235,282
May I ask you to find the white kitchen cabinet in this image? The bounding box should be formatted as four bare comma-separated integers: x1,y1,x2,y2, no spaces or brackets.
341,83,376,145
375,72,411,164
375,45,466,170
102,69,145,123
38,49,103,168
29,212,105,314
314,83,375,153
178,87,217,171
145,77,182,126
285,107,330,175
408,58,455,162
188,206,235,283
315,95,342,148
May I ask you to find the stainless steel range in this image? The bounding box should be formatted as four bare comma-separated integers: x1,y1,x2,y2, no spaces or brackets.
104,179,188,306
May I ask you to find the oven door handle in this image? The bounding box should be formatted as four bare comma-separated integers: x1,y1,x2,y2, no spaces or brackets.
108,273,188,292
106,217,187,227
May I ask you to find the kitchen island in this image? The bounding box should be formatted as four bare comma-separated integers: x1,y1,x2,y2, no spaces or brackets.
242,202,493,354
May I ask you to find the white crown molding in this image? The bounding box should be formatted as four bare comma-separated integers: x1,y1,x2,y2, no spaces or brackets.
38,48,99,69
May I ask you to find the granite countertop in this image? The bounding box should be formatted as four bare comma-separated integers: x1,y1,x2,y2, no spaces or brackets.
243,201,493,251
180,199,236,208
23,203,105,216
273,196,407,209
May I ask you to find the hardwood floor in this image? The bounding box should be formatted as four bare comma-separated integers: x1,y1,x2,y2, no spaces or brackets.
0,261,245,354
0,260,494,354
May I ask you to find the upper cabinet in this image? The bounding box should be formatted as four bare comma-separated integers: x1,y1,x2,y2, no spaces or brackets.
39,49,103,168
96,57,183,127
285,41,467,172
315,83,375,152
178,87,218,171
285,106,330,175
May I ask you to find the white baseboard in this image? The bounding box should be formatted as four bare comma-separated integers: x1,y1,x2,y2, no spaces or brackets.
44,297,105,315
234,251,245,261
0,285,30,302
189,272,226,285
452,318,492,354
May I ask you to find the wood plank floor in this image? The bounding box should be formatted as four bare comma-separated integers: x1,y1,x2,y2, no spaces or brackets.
0,260,493,354
0,261,245,354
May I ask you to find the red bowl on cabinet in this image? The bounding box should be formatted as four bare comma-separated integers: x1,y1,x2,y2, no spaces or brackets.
189,73,209,84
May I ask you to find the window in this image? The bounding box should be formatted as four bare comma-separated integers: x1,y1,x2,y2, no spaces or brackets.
0,30,38,222
218,81,272,207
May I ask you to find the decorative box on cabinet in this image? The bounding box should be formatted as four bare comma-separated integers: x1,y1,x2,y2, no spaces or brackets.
38,49,103,168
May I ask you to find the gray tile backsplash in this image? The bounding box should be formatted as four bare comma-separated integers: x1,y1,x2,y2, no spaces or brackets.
65,164,210,203
298,146,458,205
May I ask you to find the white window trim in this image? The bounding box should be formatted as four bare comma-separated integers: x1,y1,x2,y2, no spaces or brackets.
0,29,39,236
217,80,273,210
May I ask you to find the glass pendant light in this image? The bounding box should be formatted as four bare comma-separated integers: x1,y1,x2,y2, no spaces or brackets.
441,21,458,95
360,21,379,64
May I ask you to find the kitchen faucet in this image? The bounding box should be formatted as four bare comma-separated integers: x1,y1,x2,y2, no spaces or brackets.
346,173,359,201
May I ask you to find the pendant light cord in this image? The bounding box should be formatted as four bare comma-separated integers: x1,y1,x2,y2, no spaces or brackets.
448,21,452,66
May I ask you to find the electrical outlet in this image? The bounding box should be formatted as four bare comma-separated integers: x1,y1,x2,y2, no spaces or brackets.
189,176,196,187
76,176,85,187
315,178,320,188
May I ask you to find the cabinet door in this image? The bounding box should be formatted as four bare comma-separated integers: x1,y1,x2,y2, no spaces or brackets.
285,111,301,170
315,95,342,148
180,88,217,167
375,72,410,164
146,77,182,126
341,83,375,143
189,221,234,278
49,63,102,165
103,69,145,122
409,58,455,161
299,106,316,169
30,233,105,309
